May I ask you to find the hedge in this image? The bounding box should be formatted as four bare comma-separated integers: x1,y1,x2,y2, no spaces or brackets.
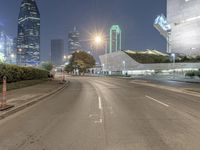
0,64,49,83
185,70,200,78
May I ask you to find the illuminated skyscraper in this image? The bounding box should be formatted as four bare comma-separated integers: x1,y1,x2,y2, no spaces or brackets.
109,25,121,53
0,30,14,63
17,0,40,66
68,27,81,54
167,0,200,56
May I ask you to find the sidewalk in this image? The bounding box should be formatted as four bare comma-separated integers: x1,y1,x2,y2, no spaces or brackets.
0,79,68,119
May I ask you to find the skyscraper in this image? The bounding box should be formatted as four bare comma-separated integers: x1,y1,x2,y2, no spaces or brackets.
109,25,121,53
68,27,81,54
51,39,64,66
17,0,40,66
0,30,14,63
167,0,200,56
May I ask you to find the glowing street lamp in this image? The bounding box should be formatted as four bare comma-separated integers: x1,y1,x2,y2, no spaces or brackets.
10,54,15,64
123,61,126,70
94,36,102,45
171,53,175,63
122,61,126,75
11,54,15,58
68,55,72,59
171,53,176,78
18,48,22,65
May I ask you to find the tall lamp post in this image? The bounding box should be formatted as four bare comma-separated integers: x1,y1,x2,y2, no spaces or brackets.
123,60,126,75
92,34,108,74
18,48,22,65
10,54,15,64
171,53,176,79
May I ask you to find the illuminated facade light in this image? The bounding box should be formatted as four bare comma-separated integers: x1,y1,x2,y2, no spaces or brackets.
109,25,122,53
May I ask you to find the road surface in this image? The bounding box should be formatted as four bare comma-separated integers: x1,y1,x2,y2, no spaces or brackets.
1,77,200,150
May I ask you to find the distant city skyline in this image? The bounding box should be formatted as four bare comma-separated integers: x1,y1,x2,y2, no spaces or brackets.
0,0,166,61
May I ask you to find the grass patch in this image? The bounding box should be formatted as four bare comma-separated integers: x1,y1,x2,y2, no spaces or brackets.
0,79,48,92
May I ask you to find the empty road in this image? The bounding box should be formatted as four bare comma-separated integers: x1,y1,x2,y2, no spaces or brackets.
1,77,200,150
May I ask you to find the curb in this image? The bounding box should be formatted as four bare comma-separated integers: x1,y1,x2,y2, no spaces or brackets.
0,81,70,120
169,79,200,84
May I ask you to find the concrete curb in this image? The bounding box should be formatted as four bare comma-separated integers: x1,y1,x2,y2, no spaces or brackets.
0,81,70,120
169,79,200,84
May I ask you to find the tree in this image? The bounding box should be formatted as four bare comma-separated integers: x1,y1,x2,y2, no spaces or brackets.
65,51,95,73
40,61,53,71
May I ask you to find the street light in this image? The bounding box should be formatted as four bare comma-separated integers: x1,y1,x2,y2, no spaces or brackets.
171,53,175,64
18,48,22,65
122,61,126,75
63,55,72,65
68,55,72,59
11,54,15,58
94,36,102,45
102,63,105,74
171,53,176,78
92,34,109,73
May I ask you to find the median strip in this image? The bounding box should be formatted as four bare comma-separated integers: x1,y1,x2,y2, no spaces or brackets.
145,95,169,107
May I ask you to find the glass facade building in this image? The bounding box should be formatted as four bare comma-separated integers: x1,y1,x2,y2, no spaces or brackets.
167,0,200,56
51,39,64,66
0,30,14,63
109,25,121,53
17,0,40,66
68,27,81,54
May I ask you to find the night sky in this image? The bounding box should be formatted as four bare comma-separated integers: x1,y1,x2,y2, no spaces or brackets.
0,0,166,61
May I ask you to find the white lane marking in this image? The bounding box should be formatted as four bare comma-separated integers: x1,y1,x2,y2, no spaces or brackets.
95,119,103,124
89,114,98,118
98,96,102,110
145,95,169,107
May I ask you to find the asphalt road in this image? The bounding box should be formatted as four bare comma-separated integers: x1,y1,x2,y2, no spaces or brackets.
1,77,200,150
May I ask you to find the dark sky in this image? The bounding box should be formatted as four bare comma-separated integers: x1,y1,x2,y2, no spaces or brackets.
0,0,166,61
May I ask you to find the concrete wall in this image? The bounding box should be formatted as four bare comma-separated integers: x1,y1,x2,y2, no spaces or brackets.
99,51,200,73
167,0,200,56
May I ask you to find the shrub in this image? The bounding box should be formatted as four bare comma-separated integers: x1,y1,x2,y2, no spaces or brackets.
0,64,49,83
185,70,200,78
